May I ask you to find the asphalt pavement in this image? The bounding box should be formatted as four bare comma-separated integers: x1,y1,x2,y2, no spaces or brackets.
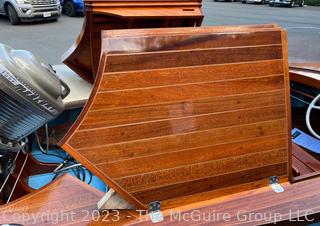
0,0,319,65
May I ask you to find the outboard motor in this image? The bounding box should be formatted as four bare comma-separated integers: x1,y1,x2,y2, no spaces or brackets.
0,43,68,154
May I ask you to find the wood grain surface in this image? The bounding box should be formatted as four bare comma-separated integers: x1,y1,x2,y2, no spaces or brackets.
0,174,103,226
60,25,291,209
125,177,320,225
292,143,320,179
290,64,320,90
62,0,204,82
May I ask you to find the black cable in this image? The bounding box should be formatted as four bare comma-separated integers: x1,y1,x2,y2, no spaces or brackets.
81,167,86,182
73,163,81,179
71,167,80,179
33,130,88,182
33,129,95,185
77,166,82,181
88,171,93,184
51,161,81,181
65,160,81,179
51,171,60,181
64,157,82,180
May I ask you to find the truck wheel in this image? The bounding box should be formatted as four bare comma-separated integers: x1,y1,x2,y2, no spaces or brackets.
242,0,246,3
299,0,304,6
269,3,274,6
290,1,295,7
7,4,20,25
64,1,76,17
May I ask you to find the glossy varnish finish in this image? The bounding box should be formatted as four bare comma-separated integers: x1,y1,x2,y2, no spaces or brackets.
127,177,320,225
290,63,320,89
292,143,320,180
0,174,103,225
62,0,204,83
60,25,292,209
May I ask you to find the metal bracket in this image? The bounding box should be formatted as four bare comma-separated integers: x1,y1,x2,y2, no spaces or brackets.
149,201,164,223
269,176,284,193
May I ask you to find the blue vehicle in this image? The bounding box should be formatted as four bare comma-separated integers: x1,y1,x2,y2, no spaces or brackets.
61,0,83,17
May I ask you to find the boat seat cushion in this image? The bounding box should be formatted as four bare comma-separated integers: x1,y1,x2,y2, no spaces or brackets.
53,64,92,109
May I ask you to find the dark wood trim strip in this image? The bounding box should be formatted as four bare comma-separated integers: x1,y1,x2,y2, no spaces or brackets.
281,30,293,181
133,163,288,203
115,148,288,192
105,45,283,72
97,135,287,178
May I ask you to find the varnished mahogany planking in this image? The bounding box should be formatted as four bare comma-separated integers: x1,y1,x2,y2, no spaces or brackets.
89,176,320,225
60,26,291,209
70,105,286,148
125,177,320,226
92,76,284,109
104,24,280,39
104,30,282,54
292,143,320,172
63,0,204,82
81,90,285,130
0,174,103,226
132,163,288,203
99,60,284,91
279,29,292,182
78,119,287,164
105,45,282,72
97,135,287,179
114,148,288,192
292,155,314,176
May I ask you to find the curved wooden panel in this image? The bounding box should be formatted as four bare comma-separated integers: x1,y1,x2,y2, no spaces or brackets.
290,63,320,89
62,0,204,83
0,174,103,225
60,25,292,209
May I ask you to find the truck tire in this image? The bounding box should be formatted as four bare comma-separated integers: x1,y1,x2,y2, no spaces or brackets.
290,1,295,7
64,1,76,17
7,4,20,25
299,0,304,6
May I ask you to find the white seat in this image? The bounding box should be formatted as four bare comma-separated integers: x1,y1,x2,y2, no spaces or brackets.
53,64,92,110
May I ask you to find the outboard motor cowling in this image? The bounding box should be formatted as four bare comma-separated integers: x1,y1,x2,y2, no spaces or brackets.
0,43,67,151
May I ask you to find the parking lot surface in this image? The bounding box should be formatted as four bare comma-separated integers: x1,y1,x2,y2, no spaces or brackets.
0,15,83,65
0,0,319,65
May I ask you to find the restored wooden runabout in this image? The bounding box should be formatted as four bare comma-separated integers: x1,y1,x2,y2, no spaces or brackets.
0,0,319,225
60,24,292,210
63,0,204,83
